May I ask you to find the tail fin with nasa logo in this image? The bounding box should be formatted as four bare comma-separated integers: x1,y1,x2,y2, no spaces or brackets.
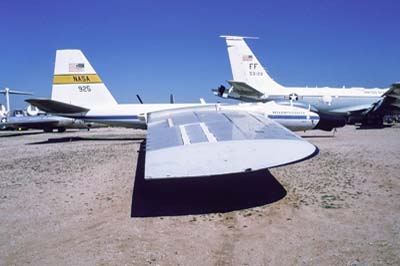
51,50,117,108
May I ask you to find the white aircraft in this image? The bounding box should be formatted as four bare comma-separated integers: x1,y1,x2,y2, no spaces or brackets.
27,50,319,132
27,50,203,129
27,49,318,179
214,35,400,130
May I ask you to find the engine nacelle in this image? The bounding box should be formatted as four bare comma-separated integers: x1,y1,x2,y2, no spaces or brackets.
26,105,39,116
212,85,227,97
315,113,346,131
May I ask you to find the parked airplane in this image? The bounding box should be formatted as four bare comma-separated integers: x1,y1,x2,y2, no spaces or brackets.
26,49,318,179
1,113,101,132
27,50,204,129
27,49,319,132
0,89,101,132
214,35,400,130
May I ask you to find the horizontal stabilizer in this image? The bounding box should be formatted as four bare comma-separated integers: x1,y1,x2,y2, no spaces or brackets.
227,80,264,98
26,98,90,114
0,89,33,95
220,35,259,40
145,105,317,179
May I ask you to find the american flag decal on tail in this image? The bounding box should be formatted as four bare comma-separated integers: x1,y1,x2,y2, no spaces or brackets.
242,55,253,61
69,63,85,72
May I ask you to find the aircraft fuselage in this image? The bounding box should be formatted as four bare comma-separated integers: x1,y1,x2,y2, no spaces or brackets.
233,87,387,115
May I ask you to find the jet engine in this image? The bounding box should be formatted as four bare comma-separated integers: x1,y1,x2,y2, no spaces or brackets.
315,113,346,131
26,105,39,116
212,85,227,97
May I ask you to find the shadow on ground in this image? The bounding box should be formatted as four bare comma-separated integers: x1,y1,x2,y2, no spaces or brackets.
27,136,145,145
301,135,335,139
355,125,386,130
131,142,287,217
0,131,44,138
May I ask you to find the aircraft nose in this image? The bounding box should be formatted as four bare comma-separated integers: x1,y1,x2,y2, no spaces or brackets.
309,111,320,126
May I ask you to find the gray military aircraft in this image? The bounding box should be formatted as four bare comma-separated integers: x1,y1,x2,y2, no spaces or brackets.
0,87,101,132
214,36,400,131
1,112,100,132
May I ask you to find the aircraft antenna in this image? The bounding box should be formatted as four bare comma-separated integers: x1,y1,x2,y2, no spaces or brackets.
136,94,143,104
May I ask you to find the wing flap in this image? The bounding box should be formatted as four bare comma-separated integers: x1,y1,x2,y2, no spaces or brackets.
145,105,317,179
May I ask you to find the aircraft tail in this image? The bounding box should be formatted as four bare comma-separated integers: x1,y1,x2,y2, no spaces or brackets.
51,50,117,108
221,35,283,94
0,104,6,117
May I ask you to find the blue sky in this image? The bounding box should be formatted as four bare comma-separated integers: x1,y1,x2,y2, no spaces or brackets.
1,0,399,110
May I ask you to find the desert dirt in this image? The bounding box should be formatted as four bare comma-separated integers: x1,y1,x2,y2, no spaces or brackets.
0,126,399,266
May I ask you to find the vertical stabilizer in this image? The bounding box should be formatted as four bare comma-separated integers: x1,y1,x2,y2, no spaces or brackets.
221,36,283,94
52,50,117,108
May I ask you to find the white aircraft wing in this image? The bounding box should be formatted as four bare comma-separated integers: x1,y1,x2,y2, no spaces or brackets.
145,105,317,179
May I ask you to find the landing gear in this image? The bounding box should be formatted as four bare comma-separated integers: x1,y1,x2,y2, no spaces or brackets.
57,127,66,133
43,128,53,133
332,128,337,137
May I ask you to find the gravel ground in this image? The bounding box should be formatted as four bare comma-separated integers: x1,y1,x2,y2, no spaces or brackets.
0,126,399,265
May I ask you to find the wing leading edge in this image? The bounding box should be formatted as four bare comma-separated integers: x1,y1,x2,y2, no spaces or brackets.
145,105,317,179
